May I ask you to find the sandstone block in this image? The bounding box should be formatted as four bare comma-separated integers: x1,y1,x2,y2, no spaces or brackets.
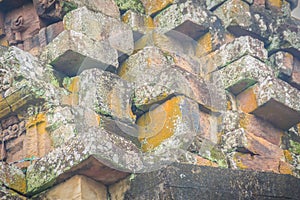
154,1,225,50
214,0,252,28
40,30,118,76
71,0,120,19
140,0,173,15
237,78,300,130
26,127,134,195
122,163,300,199
137,95,199,152
122,10,154,37
200,36,267,75
64,7,134,55
79,68,135,124
223,128,284,158
42,175,107,200
218,55,273,95
0,163,26,194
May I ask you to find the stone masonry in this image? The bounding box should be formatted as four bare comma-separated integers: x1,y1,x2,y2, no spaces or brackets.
0,0,300,199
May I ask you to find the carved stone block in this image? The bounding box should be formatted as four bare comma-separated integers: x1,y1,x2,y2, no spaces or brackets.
4,3,42,48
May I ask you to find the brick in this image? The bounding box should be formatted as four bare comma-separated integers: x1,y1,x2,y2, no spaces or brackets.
39,30,118,76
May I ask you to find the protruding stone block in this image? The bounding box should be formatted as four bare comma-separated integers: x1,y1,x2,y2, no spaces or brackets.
41,175,107,200
71,0,120,19
154,1,225,50
237,78,300,130
218,55,273,95
40,30,118,76
0,163,26,194
200,36,268,75
64,7,134,55
137,95,199,151
79,68,135,124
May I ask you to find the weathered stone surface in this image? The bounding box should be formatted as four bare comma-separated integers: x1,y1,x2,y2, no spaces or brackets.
137,95,199,151
39,30,118,76
270,51,294,78
123,163,300,199
140,0,173,15
214,0,252,28
40,175,107,200
32,0,77,23
223,128,284,158
71,0,120,19
237,77,300,130
154,1,225,49
218,55,274,95
200,36,268,75
26,128,133,195
79,68,135,124
0,186,25,200
0,162,26,194
3,3,41,48
122,10,154,36
64,7,134,55
0,47,62,119
114,0,145,14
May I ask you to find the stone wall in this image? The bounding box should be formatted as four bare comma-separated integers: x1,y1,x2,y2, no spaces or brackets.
0,0,299,199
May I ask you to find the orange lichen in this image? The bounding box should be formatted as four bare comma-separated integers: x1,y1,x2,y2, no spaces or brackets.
283,150,293,163
266,0,283,8
236,87,258,113
233,153,249,169
143,0,174,15
196,156,218,167
196,32,213,57
279,161,293,175
61,77,79,106
137,96,182,152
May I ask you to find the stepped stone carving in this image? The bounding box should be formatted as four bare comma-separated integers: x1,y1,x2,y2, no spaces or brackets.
0,0,299,199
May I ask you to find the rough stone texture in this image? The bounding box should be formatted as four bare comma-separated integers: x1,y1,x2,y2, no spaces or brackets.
64,7,134,55
39,175,107,200
39,30,118,76
218,55,274,95
154,1,225,50
200,36,268,75
137,95,199,151
237,78,300,130
114,0,145,13
123,163,300,199
71,0,120,19
78,68,135,124
0,0,300,198
0,163,26,194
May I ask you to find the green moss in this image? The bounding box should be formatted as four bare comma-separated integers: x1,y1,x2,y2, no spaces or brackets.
290,140,300,155
61,1,77,14
114,0,145,14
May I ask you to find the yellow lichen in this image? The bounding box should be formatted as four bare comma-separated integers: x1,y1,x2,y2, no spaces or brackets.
137,96,182,151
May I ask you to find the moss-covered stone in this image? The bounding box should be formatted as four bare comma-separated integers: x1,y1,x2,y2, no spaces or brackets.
114,0,145,14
